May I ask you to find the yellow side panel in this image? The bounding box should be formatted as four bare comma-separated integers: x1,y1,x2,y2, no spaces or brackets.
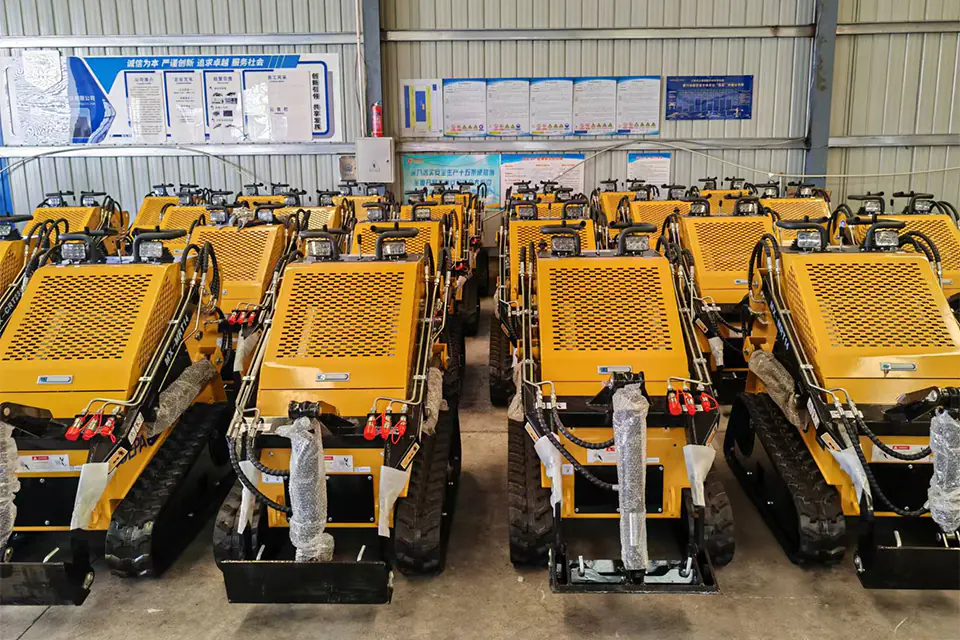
32,207,101,235
258,447,409,529
535,254,689,389
258,260,423,414
680,215,774,304
350,220,442,265
0,240,24,291
700,189,749,213
629,200,691,243
135,196,178,228
276,206,342,230
507,219,597,299
780,251,960,402
0,263,179,399
547,427,689,519
597,191,631,223
188,225,284,311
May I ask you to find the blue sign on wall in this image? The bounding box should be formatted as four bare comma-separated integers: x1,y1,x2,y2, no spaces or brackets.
665,76,753,120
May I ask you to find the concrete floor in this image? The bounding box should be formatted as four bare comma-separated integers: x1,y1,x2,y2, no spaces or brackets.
2,301,959,640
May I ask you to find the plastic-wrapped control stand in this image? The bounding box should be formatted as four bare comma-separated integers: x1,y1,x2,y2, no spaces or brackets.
928,410,960,533
277,417,335,562
0,422,19,550
146,359,218,437
612,384,649,571
748,350,805,428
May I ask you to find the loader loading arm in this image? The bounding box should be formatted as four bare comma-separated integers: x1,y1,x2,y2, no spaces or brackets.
725,226,960,589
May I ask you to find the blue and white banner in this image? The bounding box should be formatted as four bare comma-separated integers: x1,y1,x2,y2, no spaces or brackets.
0,51,343,146
401,154,501,206
665,75,753,121
500,153,584,196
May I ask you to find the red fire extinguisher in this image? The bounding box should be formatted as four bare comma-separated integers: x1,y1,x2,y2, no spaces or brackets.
371,102,383,137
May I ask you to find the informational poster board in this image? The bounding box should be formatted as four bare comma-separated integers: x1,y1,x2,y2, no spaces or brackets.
530,78,573,136
442,79,487,137
665,76,753,120
616,77,661,134
399,78,443,137
500,153,585,196
486,79,529,136
401,154,500,206
627,152,672,187
0,51,344,145
573,78,617,135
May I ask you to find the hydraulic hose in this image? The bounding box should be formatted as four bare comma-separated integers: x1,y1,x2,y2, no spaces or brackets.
227,435,292,515
551,408,614,450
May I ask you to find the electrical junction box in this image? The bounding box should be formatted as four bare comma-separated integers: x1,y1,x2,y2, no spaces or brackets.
356,137,395,183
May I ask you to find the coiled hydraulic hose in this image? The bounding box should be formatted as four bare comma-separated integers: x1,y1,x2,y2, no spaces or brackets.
227,434,292,515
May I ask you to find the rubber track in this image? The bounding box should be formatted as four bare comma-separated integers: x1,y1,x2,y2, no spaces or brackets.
461,277,480,337
444,315,465,399
488,320,514,407
212,480,265,566
393,404,461,575
738,393,846,564
703,469,736,567
507,420,553,566
105,403,228,577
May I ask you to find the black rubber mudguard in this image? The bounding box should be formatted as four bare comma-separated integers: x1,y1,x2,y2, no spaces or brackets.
0,559,93,606
219,559,392,604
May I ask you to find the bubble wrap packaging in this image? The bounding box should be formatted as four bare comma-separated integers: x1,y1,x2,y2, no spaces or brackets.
928,411,960,533
682,445,716,507
708,336,724,369
612,384,649,571
421,367,447,437
535,435,563,508
748,350,805,428
146,359,218,437
829,447,872,504
233,330,262,375
277,417,335,562
507,366,524,422
69,463,108,530
0,422,20,550
378,466,411,537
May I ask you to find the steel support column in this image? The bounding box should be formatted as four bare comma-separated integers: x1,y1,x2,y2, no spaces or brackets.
804,0,839,186
361,0,383,135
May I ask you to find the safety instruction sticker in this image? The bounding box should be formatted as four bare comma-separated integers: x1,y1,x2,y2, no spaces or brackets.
871,444,931,463
107,447,128,472
324,454,354,473
399,442,421,470
17,454,82,473
585,447,660,465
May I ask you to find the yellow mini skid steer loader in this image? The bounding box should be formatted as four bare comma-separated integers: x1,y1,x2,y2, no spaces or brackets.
489,200,601,407
507,222,734,593
660,195,776,400
0,229,232,605
214,224,461,604
726,217,960,589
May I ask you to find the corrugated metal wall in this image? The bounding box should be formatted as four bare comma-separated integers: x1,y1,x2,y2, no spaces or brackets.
0,0,361,215
382,0,815,188
828,0,960,202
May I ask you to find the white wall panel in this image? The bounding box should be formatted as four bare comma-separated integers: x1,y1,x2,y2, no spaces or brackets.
0,1,362,215
829,3,959,202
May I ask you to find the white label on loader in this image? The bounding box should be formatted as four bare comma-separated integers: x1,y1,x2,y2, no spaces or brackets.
587,447,619,463
561,464,574,476
261,472,284,484
18,454,81,473
871,444,931,463
807,398,820,427
324,455,354,473
585,447,660,465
